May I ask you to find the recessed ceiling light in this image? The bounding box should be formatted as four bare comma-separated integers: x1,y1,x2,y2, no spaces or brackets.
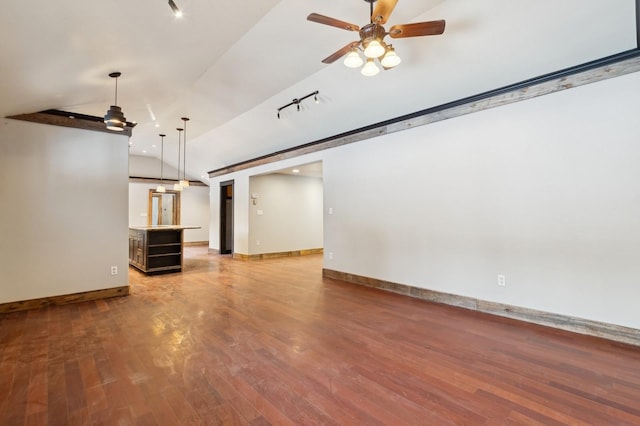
152,144,157,148
292,169,300,173
142,150,147,153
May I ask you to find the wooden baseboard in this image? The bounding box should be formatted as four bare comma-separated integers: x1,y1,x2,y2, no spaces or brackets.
234,248,323,261
184,241,208,247
0,286,130,314
323,269,640,347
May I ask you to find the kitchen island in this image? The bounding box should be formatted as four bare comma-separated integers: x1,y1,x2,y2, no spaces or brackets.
129,225,200,274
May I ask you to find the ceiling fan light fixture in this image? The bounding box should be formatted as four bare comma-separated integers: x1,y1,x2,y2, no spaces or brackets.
361,58,380,76
381,46,402,68
364,39,385,58
344,50,364,68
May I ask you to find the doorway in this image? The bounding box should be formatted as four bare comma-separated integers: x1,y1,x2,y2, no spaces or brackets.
219,180,234,254
148,189,180,225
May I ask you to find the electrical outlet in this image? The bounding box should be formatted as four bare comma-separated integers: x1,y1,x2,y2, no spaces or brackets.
256,240,260,246
328,252,334,260
111,266,118,276
497,274,506,287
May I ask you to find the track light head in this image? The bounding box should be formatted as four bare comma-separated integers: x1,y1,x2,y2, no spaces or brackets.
168,0,182,17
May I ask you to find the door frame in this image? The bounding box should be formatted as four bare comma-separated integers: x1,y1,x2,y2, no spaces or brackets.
219,180,234,255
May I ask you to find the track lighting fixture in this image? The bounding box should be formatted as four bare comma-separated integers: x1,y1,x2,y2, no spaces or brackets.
179,117,190,188
104,72,127,131
168,0,182,17
277,91,319,119
156,134,166,193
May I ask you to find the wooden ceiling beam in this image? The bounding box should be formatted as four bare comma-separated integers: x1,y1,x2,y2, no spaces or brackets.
6,109,134,137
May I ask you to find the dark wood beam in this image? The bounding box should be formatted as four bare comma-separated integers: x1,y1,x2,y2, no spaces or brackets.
6,109,134,137
209,50,640,178
129,176,208,187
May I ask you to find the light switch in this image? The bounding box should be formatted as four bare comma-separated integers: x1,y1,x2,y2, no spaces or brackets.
257,210,264,215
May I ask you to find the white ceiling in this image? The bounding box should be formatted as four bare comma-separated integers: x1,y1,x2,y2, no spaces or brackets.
0,1,635,183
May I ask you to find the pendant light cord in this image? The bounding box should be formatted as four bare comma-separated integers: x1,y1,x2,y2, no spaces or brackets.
114,77,118,106
176,128,183,182
160,135,164,185
182,119,188,181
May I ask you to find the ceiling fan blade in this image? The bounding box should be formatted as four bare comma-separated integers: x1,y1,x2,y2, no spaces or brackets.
389,20,446,38
371,0,398,25
307,13,359,31
321,41,361,64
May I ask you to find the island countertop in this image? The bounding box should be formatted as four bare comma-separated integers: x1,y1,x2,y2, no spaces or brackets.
129,225,201,231
129,226,201,274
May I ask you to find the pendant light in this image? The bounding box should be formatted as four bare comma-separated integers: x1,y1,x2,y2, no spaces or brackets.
156,134,166,193
174,127,183,191
104,72,127,131
179,117,190,188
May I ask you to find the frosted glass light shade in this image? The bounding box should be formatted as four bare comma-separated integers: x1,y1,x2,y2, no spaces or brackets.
179,179,190,188
173,183,183,191
364,40,385,58
344,50,364,68
361,59,380,76
156,184,166,193
381,48,401,68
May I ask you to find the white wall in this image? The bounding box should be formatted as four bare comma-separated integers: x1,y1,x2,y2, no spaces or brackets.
209,71,640,330
0,119,129,303
128,182,210,242
129,154,197,181
248,173,323,254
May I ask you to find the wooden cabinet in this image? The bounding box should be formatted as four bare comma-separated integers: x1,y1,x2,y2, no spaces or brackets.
129,227,183,274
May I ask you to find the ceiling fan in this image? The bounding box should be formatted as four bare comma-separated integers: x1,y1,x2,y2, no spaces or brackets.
307,0,445,76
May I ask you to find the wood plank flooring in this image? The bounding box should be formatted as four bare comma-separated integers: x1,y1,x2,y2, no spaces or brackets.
1,246,640,425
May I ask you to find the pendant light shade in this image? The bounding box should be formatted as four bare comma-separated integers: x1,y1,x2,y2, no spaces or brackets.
174,128,183,191
179,117,190,188
156,133,166,193
104,72,127,131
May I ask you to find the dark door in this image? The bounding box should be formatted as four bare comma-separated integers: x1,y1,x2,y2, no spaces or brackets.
219,180,234,255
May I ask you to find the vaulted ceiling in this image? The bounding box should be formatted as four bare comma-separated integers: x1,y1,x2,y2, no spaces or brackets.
0,1,635,183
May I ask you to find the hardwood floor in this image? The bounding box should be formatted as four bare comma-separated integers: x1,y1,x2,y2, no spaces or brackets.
1,246,640,425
